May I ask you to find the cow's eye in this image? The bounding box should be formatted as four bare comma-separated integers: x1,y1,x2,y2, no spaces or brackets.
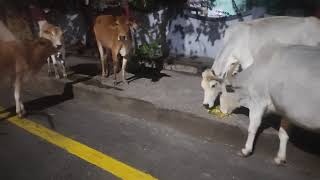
211,84,216,88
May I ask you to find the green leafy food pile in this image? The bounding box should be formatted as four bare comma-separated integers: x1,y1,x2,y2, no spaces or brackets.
207,106,230,118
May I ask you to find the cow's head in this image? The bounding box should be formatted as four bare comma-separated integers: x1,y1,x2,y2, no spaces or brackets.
201,69,223,109
201,62,241,109
29,37,58,73
112,16,138,41
40,24,63,49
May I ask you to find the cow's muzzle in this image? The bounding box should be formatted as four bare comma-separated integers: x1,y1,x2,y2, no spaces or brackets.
203,104,210,110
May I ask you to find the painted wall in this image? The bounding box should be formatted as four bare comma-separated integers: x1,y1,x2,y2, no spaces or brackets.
166,14,251,58
134,7,266,61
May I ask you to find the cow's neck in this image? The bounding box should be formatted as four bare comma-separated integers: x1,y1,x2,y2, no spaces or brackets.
228,68,254,108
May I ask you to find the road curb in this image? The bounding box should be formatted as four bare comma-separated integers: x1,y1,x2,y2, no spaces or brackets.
29,73,277,141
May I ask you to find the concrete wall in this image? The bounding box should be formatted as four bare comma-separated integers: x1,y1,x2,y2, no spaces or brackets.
166,13,252,58
134,7,266,61
134,9,167,47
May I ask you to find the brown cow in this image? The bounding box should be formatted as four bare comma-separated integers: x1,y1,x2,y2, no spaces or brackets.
39,21,66,79
0,20,16,42
0,38,57,117
94,15,137,85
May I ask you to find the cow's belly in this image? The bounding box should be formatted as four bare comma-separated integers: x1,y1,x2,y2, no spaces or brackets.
279,103,320,132
269,81,320,132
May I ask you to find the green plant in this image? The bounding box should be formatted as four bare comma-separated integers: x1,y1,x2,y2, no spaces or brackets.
136,41,162,59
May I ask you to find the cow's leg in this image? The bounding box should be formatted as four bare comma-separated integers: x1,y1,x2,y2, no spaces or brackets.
56,53,67,78
61,45,66,60
60,46,67,77
240,108,264,157
60,61,67,78
119,46,128,84
112,52,118,86
274,119,290,165
57,60,67,78
47,57,52,75
121,57,128,84
14,75,25,118
105,50,111,77
51,55,60,79
97,41,106,77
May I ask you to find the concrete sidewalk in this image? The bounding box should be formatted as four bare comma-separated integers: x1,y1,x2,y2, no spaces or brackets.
29,56,275,138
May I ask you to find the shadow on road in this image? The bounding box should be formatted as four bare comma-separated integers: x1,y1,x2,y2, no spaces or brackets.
0,77,91,130
69,63,100,77
66,56,172,84
127,66,171,83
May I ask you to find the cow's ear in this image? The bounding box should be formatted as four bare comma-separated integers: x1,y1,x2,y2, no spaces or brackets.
232,63,242,76
227,61,241,80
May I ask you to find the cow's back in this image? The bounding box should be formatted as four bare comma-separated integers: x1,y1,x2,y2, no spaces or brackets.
94,15,117,49
212,16,320,78
249,16,320,55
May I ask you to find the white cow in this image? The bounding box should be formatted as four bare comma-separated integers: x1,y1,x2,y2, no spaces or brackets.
216,41,320,165
202,16,320,108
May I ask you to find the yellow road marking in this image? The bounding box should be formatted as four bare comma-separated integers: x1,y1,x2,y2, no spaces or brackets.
0,107,158,180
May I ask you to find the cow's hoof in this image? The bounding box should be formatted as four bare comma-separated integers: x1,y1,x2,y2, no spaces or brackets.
237,148,251,157
274,157,286,166
113,81,117,86
123,80,128,85
63,73,67,78
17,111,25,118
18,113,23,118
22,108,26,115
55,74,61,79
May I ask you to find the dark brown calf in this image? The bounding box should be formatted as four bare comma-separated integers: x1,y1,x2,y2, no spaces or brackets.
0,38,57,117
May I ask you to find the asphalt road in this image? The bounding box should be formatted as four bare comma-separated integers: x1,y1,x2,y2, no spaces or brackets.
0,87,319,180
